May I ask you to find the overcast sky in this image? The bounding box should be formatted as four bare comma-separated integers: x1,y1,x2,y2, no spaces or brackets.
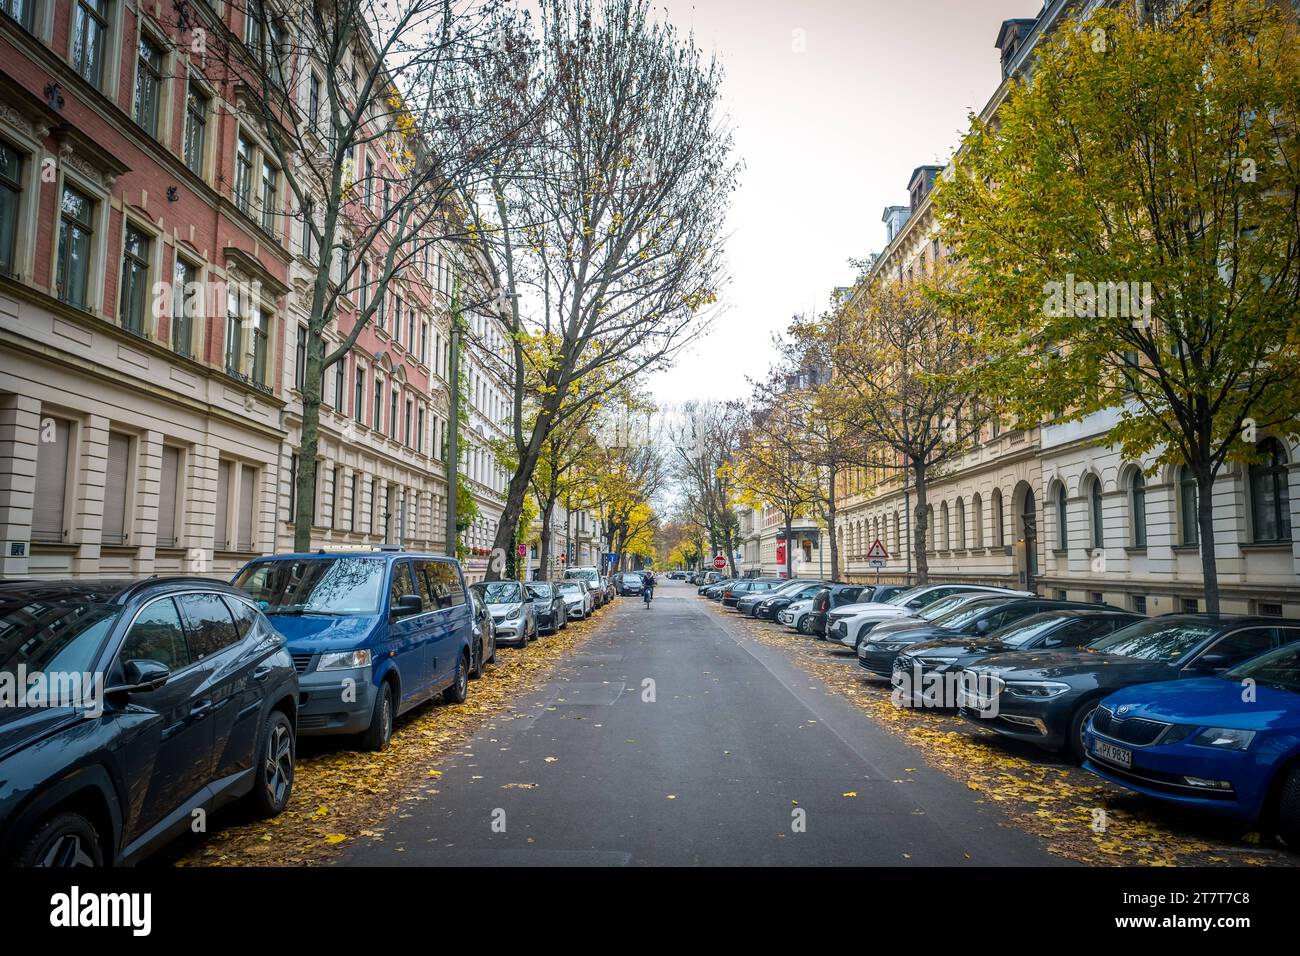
646,0,1044,403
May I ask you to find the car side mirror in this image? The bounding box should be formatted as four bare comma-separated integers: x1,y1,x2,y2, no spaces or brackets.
108,659,171,695
1193,651,1233,673
393,593,424,617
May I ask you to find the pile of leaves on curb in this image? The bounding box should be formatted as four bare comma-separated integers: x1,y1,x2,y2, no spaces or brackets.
160,609,603,867
718,604,1295,867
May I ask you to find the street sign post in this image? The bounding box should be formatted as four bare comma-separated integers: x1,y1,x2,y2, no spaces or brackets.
866,539,890,585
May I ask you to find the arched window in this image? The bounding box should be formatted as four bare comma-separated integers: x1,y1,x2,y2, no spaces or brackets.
992,488,1004,547
955,497,966,550
1250,438,1292,543
1088,477,1104,549
893,513,901,553
1178,466,1199,545
1129,471,1147,547
1055,484,1068,551
926,505,935,550
972,493,984,549
940,502,950,551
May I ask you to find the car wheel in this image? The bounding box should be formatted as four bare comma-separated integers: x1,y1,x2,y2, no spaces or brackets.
797,616,814,636
443,651,470,704
251,709,295,817
1068,699,1101,763
469,634,483,679
359,680,395,751
15,812,103,867
1275,765,1300,848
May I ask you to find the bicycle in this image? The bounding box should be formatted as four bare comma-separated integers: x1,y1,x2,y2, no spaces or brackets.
642,586,653,607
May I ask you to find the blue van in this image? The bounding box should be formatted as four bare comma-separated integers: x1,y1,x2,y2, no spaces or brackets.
232,550,474,750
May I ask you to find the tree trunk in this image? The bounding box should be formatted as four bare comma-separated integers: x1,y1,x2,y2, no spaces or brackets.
1195,462,1221,615
783,517,794,578
538,492,557,580
723,523,737,578
827,462,839,581
911,458,929,585
293,337,326,552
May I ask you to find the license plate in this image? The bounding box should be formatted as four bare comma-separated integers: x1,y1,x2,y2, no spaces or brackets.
1092,739,1132,769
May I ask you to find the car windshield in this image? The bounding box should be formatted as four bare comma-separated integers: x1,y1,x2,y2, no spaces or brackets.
557,582,582,595
884,587,924,606
917,593,978,620
935,598,1013,630
480,582,524,604
0,595,120,687
234,557,386,615
985,615,1066,648
1223,643,1300,693
526,583,553,599
1088,619,1217,662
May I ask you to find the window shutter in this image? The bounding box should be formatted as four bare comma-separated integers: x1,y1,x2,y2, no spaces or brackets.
215,460,231,549
33,417,71,542
103,433,130,545
158,446,181,547
238,465,257,551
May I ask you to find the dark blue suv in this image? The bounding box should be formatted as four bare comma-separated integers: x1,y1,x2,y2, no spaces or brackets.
0,578,298,867
233,551,474,751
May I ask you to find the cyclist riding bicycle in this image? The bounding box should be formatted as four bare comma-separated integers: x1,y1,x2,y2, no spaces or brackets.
641,570,655,606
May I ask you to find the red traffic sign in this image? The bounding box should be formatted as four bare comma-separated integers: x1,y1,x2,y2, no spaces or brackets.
517,544,527,557
713,555,727,570
866,538,890,561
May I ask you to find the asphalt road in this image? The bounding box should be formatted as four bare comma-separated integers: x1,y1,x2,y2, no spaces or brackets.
342,579,1061,866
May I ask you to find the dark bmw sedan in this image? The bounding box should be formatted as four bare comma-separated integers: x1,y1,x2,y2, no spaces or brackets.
892,608,1144,708
720,577,782,608
0,578,298,867
858,596,1093,678
525,581,568,634
957,614,1292,762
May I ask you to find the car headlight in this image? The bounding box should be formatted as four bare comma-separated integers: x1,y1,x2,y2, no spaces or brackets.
1003,680,1070,699
869,642,906,652
918,656,958,666
505,603,522,620
1192,727,1256,751
318,649,372,670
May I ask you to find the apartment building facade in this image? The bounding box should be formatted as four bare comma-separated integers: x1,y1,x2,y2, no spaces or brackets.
834,0,1300,617
0,1,504,579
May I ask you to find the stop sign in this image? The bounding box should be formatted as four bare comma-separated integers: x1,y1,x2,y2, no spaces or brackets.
712,555,726,570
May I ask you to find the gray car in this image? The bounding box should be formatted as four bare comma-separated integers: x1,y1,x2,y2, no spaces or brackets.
471,580,537,647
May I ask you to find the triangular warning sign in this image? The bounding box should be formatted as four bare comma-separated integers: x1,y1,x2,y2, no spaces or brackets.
866,538,889,560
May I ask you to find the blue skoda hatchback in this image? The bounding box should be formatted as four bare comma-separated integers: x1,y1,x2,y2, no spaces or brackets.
233,551,474,750
1084,637,1300,845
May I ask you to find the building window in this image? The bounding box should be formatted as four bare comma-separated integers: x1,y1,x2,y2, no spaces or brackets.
1088,477,1104,549
72,0,110,88
237,464,258,550
134,35,164,136
2,1,36,30
404,398,413,446
373,378,383,431
0,141,24,277
1181,597,1199,613
215,459,232,549
251,306,269,385
332,465,343,529
393,295,402,346
955,498,966,550
420,321,428,365
32,416,71,543
172,257,197,356
992,488,1004,547
184,83,209,175
1130,471,1147,548
1178,466,1199,545
286,453,297,521
354,366,365,424
224,288,243,373
260,158,278,234
408,312,416,355
157,445,182,548
1055,484,1068,551
307,72,321,128
102,432,131,546
235,135,254,214
389,388,399,437
971,494,983,549
349,473,358,532
364,156,374,209
333,358,345,412
118,224,151,335
1131,594,1147,614
57,184,94,309
1249,438,1291,543
417,406,425,454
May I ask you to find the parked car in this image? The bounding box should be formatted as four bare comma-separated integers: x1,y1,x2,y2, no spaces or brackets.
564,567,605,607
1083,639,1300,843
0,578,298,867
467,588,498,673
471,580,537,648
526,581,568,634
858,597,1102,678
778,597,819,634
721,577,783,608
892,608,1144,706
735,579,817,616
555,580,591,619
754,581,837,621
667,570,687,580
233,550,474,751
803,584,906,637
617,572,645,596
958,614,1297,761
704,578,737,600
830,584,1030,651
696,571,725,592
